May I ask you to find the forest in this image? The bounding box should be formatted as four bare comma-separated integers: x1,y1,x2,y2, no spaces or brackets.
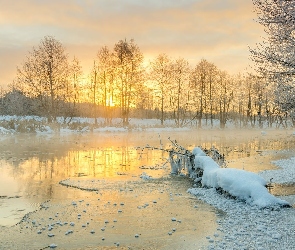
1,0,295,129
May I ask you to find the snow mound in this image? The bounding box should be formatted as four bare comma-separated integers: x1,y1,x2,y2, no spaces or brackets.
144,127,190,132
93,127,127,132
140,172,153,180
0,126,14,135
192,147,207,156
192,147,289,208
259,157,295,184
36,125,53,134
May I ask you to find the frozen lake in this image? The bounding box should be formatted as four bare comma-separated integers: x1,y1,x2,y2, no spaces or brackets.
0,129,295,249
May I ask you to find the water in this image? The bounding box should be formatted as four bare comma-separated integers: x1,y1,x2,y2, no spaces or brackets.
0,129,295,249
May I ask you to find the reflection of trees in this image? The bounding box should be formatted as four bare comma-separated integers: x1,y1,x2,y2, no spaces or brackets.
63,146,148,178
2,134,166,200
3,132,295,201
198,134,295,161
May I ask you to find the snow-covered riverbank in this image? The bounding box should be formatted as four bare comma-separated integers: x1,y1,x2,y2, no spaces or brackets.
188,187,295,250
0,115,294,135
259,157,295,185
188,147,295,249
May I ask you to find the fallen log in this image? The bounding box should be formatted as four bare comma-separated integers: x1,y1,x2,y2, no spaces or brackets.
139,139,290,208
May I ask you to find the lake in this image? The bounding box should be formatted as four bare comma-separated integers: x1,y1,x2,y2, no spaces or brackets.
0,129,294,249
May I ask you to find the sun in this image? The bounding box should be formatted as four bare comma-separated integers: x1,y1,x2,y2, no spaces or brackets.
107,96,115,107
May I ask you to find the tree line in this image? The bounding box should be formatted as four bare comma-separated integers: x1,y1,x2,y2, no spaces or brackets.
1,2,294,130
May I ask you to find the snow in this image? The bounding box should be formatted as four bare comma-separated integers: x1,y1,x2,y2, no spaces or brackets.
187,187,295,250
144,127,190,132
259,157,295,184
192,147,289,208
0,115,294,136
192,147,207,156
0,116,198,135
36,125,53,134
93,127,127,132
140,172,153,180
0,127,13,135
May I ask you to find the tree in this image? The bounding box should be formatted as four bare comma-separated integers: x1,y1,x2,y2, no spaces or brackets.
88,61,99,124
97,46,116,125
113,39,144,126
250,0,295,118
215,71,234,129
190,59,218,128
149,53,173,125
169,58,190,127
0,89,32,116
60,56,83,122
16,36,70,122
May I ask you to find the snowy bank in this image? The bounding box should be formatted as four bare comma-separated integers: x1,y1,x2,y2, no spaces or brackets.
0,127,14,135
187,187,295,249
191,147,289,208
259,157,295,184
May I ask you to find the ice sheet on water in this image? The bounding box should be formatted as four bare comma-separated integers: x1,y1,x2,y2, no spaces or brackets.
59,175,155,192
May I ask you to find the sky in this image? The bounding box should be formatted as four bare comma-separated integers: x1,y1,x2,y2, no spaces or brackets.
0,0,264,88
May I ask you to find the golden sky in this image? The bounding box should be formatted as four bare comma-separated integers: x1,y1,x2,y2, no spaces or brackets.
0,0,263,88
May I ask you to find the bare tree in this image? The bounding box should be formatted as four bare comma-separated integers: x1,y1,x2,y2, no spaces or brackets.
97,46,116,125
61,56,83,122
88,61,99,124
114,39,144,126
149,53,173,125
16,36,70,122
169,58,190,127
190,59,218,128
216,71,234,129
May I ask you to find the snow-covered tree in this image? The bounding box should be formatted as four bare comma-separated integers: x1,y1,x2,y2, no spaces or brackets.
0,89,32,116
250,0,295,118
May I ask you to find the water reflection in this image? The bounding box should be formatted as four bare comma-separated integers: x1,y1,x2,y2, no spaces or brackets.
0,133,171,226
0,130,295,227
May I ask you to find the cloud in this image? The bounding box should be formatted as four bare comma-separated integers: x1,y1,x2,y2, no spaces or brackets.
0,0,263,86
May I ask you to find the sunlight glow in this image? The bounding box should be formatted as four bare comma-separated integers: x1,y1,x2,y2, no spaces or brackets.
107,96,115,107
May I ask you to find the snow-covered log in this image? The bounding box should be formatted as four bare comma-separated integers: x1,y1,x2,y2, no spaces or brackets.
191,147,290,208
